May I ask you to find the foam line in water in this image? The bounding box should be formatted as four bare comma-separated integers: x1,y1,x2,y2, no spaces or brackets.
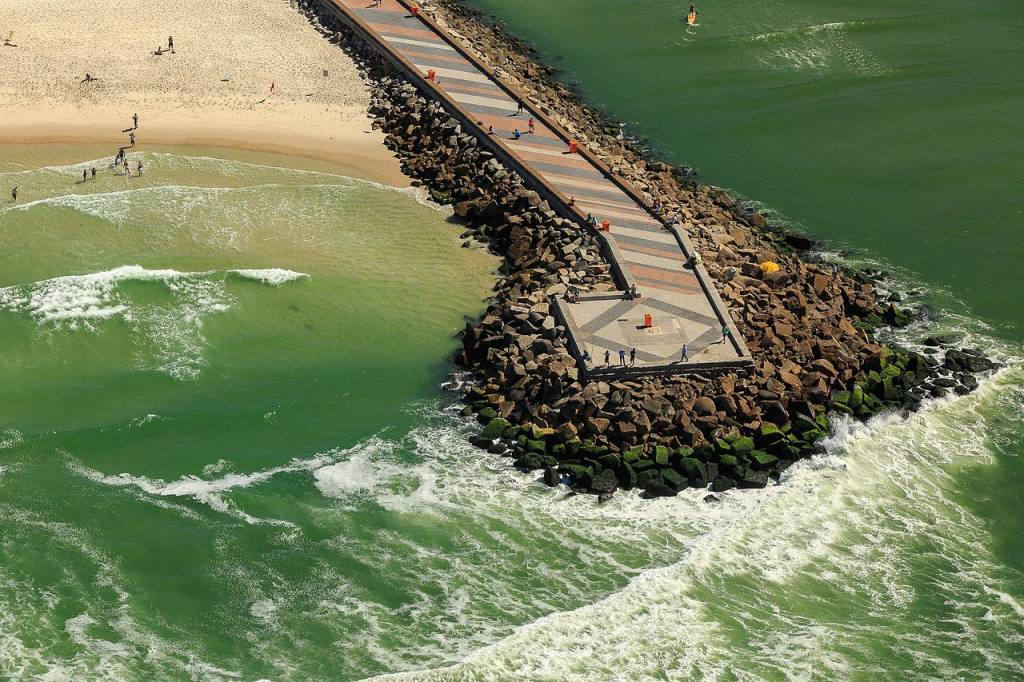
368,367,1024,680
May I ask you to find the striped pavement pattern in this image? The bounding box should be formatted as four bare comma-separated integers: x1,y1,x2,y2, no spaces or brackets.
330,0,750,371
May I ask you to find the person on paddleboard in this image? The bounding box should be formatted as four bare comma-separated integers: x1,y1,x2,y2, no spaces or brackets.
687,2,698,25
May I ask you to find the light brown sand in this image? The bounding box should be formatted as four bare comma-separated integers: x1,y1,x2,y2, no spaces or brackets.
0,0,404,184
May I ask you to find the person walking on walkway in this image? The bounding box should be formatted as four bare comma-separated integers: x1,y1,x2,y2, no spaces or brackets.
528,117,535,134
720,324,731,344
680,344,689,362
629,347,636,366
604,349,610,366
516,102,523,116
618,348,626,367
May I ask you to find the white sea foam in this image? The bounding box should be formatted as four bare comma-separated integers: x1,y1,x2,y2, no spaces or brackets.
68,452,333,527
0,264,308,380
0,429,24,450
230,268,310,286
368,367,1024,681
250,599,278,623
748,20,892,78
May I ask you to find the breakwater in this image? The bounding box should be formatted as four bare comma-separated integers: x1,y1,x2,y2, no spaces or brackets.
298,0,997,498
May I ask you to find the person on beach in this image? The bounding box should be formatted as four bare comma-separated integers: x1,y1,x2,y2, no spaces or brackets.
373,0,382,6
90,167,97,179
83,169,88,182
133,113,139,129
81,73,98,83
568,196,576,207
618,348,627,367
129,132,135,147
124,161,131,177
528,118,535,134
630,347,637,366
136,160,144,176
155,46,164,56
11,186,17,201
681,344,689,362
168,35,174,53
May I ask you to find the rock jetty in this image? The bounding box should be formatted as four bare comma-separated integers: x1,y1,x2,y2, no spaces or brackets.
298,0,998,499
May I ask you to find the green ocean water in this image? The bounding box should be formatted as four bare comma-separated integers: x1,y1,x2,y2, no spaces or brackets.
1,0,1023,677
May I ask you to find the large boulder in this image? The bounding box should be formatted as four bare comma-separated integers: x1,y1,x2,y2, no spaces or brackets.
481,417,511,440
692,397,718,415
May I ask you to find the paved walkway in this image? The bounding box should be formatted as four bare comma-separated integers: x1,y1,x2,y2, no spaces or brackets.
327,0,752,375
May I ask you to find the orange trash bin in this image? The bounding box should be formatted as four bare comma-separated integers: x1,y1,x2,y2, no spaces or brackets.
410,4,420,15
643,313,653,328
568,139,578,154
427,69,436,81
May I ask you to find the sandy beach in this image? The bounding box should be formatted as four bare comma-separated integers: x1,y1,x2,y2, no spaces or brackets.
0,0,405,185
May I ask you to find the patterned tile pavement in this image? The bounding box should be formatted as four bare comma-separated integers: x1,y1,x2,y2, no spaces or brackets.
329,0,752,374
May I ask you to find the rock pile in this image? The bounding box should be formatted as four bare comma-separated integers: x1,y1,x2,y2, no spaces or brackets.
297,0,998,499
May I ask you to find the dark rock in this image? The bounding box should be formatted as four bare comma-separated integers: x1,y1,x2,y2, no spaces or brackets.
738,470,769,489
711,476,736,493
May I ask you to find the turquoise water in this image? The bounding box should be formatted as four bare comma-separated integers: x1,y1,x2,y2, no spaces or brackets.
2,0,1023,675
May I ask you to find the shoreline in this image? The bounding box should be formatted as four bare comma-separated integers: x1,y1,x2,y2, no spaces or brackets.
0,108,408,188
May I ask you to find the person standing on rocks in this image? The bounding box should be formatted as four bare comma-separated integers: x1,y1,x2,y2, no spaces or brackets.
618,348,627,366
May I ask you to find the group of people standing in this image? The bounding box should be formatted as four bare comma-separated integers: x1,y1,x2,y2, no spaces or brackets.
112,112,144,177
